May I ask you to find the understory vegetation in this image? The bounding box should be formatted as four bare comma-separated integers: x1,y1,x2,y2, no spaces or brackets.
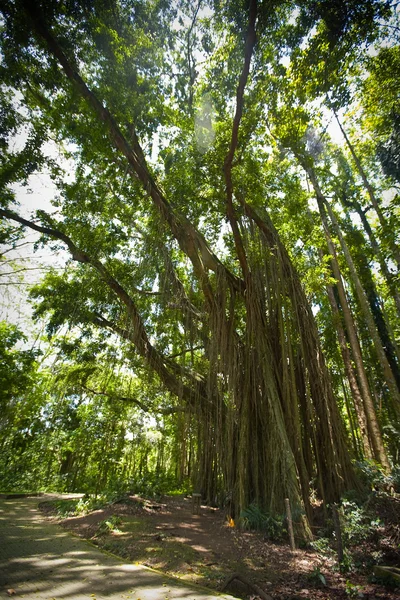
1,0,400,595
38,486,399,598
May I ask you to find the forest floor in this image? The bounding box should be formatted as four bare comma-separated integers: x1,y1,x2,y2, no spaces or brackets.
39,494,399,600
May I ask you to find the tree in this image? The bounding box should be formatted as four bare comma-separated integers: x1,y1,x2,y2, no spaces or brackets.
1,0,398,529
0,321,47,489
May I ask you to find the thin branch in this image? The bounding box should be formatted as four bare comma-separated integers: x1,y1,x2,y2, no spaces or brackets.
223,0,258,278
0,281,41,286
0,208,90,263
92,312,207,389
131,287,162,297
81,385,182,415
0,266,46,276
166,345,204,359
0,241,34,255
186,0,203,111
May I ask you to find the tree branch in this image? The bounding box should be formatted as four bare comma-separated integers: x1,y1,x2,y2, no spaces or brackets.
186,0,203,112
20,0,244,301
92,312,208,395
0,207,209,411
0,267,45,276
166,345,204,359
81,385,183,415
223,0,257,279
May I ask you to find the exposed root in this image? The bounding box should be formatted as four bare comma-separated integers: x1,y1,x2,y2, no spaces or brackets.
219,572,273,600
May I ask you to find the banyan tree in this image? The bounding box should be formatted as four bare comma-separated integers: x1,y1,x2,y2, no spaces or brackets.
1,0,398,535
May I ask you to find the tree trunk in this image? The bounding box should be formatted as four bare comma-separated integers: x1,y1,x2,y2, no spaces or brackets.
325,277,373,459
324,200,400,418
348,197,400,320
304,168,390,469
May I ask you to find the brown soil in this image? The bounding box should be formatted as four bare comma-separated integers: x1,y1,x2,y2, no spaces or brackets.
39,495,399,600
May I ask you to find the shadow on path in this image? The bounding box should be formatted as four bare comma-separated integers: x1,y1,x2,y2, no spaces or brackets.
0,497,238,600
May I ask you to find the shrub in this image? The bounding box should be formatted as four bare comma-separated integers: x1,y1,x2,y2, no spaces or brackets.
307,566,327,587
239,503,287,541
341,500,383,545
97,515,122,534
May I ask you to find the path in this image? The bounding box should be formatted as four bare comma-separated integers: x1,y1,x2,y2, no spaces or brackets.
0,496,238,600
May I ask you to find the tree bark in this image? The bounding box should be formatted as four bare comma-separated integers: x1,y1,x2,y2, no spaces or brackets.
285,497,296,550
325,277,373,459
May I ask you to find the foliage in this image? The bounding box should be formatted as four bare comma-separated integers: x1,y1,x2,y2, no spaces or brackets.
41,498,81,518
354,460,400,494
307,566,327,587
130,473,191,499
0,0,399,533
310,536,335,557
41,492,125,518
341,500,383,546
239,503,287,541
345,580,363,598
97,515,122,534
0,321,39,413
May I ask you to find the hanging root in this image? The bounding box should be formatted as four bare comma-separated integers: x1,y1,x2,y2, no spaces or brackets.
219,572,273,600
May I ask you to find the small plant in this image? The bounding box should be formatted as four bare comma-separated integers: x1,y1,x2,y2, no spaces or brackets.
239,503,287,541
48,499,80,517
97,515,122,534
340,500,383,545
339,549,354,574
130,473,185,499
307,566,326,587
310,536,334,557
345,580,362,597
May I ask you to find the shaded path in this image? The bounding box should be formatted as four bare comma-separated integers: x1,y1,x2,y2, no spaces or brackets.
0,496,238,600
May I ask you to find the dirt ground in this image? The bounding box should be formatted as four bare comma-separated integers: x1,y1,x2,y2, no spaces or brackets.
39,495,398,600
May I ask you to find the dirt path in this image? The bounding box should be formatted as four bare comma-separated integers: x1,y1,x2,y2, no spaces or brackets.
47,494,399,600
0,495,239,600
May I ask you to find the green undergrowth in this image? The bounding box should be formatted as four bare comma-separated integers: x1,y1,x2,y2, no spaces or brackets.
309,485,399,581
239,503,288,541
39,491,125,517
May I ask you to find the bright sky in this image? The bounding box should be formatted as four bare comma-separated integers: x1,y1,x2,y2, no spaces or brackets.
0,149,69,330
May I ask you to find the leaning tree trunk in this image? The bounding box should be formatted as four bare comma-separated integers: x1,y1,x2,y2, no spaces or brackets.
324,199,400,419
324,273,374,460
346,195,400,321
304,173,390,469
